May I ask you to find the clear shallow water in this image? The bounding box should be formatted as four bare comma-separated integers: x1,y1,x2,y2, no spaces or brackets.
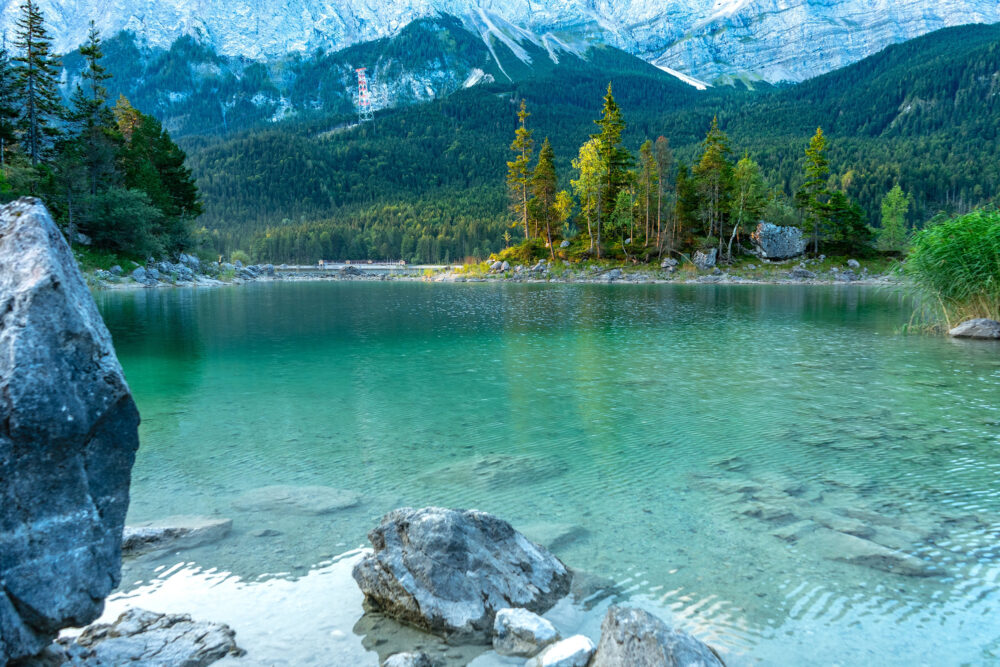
94,282,1000,666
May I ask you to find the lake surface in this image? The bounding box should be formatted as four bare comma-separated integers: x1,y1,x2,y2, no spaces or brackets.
94,281,1000,666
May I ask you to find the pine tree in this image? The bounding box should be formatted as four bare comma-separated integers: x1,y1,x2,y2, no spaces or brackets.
825,191,871,254
12,0,63,167
692,116,733,254
0,39,19,166
653,136,673,249
571,138,601,254
797,127,831,255
506,100,534,240
637,139,658,247
530,137,557,259
71,22,116,196
878,184,912,253
591,83,631,252
674,162,699,244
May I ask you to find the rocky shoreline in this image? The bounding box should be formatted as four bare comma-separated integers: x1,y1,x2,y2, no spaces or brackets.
86,253,902,291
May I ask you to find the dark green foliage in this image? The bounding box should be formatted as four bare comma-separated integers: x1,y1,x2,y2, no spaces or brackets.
12,0,62,166
823,191,872,255
0,41,19,165
81,187,165,256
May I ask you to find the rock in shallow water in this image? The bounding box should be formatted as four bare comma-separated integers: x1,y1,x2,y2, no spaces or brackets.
492,607,560,657
0,198,141,663
122,516,233,556
590,606,723,667
948,318,1000,339
382,651,437,667
352,507,572,643
49,608,243,666
231,484,360,515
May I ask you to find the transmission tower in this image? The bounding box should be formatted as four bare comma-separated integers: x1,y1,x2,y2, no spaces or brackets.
355,68,374,124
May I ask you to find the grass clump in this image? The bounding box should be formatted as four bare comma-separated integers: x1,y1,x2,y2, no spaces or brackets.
906,209,1000,326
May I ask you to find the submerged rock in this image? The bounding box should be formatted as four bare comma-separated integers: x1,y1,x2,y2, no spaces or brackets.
526,634,596,667
421,454,567,490
493,607,560,657
590,606,723,667
122,516,233,556
0,198,141,663
232,485,360,515
50,608,243,666
795,527,935,576
948,318,1000,339
752,222,807,260
352,507,572,643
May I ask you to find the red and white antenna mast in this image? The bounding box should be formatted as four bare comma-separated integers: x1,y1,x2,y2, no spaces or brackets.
355,68,374,124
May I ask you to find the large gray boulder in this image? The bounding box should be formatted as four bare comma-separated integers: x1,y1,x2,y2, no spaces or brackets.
590,606,723,667
751,222,807,260
0,198,141,663
949,319,1000,339
49,608,243,666
352,507,572,643
693,248,717,270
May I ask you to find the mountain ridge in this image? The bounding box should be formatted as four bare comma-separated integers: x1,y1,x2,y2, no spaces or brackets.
6,0,1000,82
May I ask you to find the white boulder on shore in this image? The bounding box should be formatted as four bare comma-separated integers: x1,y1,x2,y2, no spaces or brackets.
352,507,572,642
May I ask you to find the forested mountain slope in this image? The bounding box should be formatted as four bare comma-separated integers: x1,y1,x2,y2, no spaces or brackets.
176,23,1000,262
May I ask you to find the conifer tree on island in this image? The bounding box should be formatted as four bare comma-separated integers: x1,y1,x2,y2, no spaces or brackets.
507,100,534,240
797,127,831,254
530,137,558,259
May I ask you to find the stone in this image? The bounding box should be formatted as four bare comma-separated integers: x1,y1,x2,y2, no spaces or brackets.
560,240,570,248
520,522,589,552
493,608,560,657
693,248,717,270
847,259,861,269
604,269,624,281
751,222,807,260
131,266,148,282
234,259,244,268
789,267,817,279
836,269,859,282
73,231,93,246
501,261,510,271
526,635,597,667
490,260,503,271
232,485,361,515
421,454,567,490
122,516,233,556
342,265,363,276
262,263,275,276
147,267,161,281
660,258,678,269
948,319,1000,339
0,198,141,663
109,265,123,276
591,606,723,667
383,652,436,667
794,527,934,576
746,264,756,270
352,507,572,643
53,608,243,666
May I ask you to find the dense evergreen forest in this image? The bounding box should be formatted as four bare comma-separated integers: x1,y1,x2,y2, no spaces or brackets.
179,23,1000,264
0,1,200,260
6,0,1000,266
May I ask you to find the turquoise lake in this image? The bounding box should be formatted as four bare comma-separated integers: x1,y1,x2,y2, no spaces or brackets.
94,281,1000,666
